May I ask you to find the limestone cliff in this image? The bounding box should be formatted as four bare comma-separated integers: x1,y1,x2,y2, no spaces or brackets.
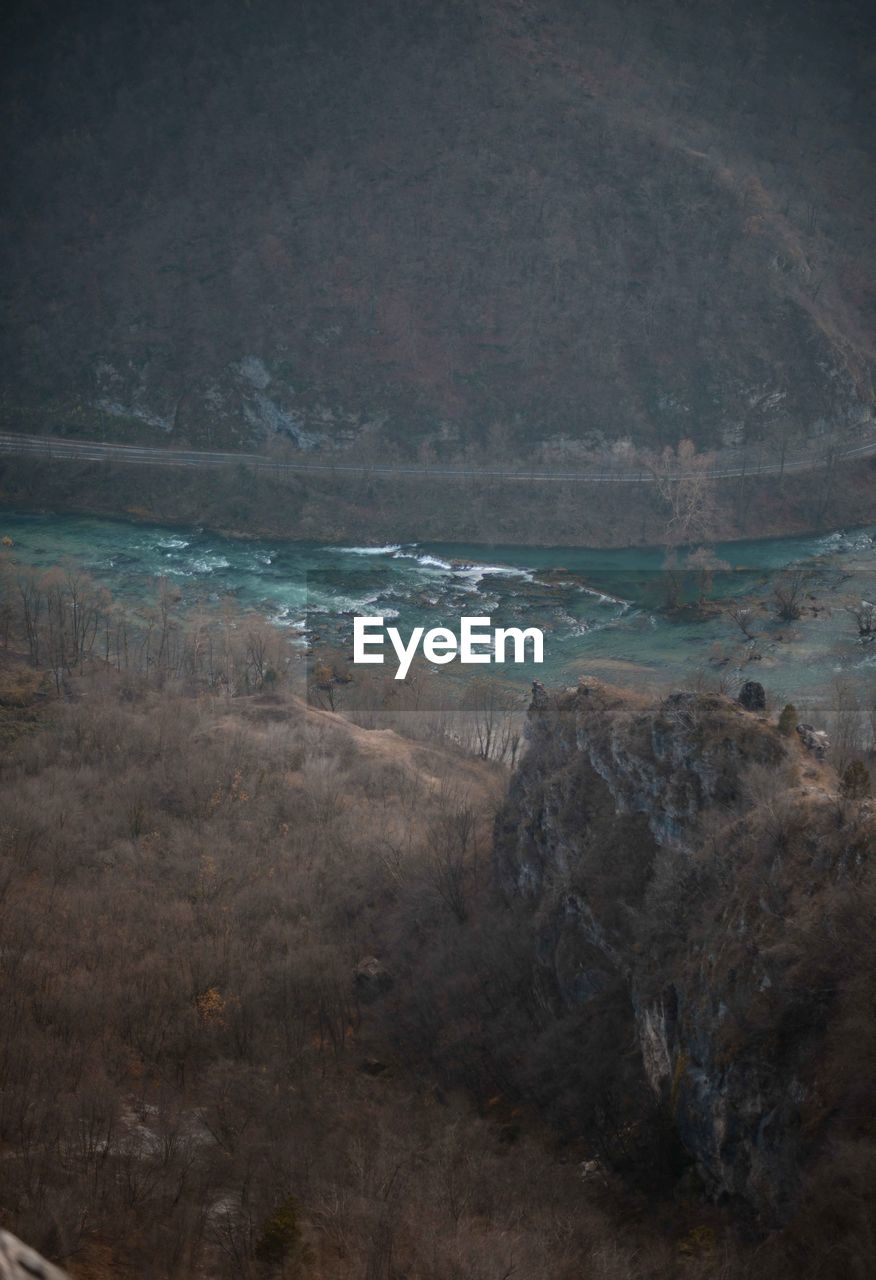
494,680,875,1219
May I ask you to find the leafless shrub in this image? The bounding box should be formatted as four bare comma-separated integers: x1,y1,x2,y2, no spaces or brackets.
727,603,758,640
772,570,810,621
845,599,875,639
826,677,867,773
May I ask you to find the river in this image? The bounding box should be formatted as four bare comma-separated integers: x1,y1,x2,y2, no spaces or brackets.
1,512,874,707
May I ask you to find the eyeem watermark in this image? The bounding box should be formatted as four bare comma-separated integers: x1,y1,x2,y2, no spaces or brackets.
354,616,544,679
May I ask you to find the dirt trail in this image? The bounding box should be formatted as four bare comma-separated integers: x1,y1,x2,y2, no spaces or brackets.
209,693,507,809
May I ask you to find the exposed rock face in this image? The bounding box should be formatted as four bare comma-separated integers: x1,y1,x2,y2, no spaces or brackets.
0,1233,67,1280
493,680,858,1219
354,956,393,1002
796,722,830,759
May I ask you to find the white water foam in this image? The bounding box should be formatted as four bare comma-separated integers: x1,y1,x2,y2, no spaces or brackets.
334,544,403,555
577,583,630,608
391,549,453,570
448,563,535,590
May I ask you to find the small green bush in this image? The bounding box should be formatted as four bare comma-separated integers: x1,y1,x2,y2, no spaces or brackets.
777,703,798,736
255,1196,301,1265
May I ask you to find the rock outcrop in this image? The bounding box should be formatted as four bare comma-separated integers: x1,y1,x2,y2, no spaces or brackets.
354,955,393,1002
494,679,871,1220
0,1234,67,1280
796,722,831,759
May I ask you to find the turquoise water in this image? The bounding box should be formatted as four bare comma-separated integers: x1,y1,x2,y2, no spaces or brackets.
1,512,874,703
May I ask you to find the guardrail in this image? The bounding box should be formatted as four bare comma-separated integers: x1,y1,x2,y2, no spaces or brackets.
1,429,874,485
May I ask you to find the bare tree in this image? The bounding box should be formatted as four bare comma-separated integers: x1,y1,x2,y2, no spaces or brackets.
827,678,866,773
772,570,810,621
460,676,524,765
845,599,875,640
727,603,758,640
650,438,717,547
16,570,44,665
425,793,478,924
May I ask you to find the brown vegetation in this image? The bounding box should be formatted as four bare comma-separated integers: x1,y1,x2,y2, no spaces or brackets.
1,1,873,453
0,570,874,1276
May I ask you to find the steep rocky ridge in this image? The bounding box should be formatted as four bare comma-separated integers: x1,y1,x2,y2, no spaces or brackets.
494,679,875,1220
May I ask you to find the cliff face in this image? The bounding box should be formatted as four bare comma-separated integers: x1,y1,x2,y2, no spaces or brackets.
494,680,875,1218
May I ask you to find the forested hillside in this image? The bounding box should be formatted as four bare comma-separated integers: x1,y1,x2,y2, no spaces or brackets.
1,0,873,454
0,601,873,1276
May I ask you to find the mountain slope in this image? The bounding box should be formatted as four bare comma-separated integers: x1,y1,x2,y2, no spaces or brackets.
1,0,873,453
